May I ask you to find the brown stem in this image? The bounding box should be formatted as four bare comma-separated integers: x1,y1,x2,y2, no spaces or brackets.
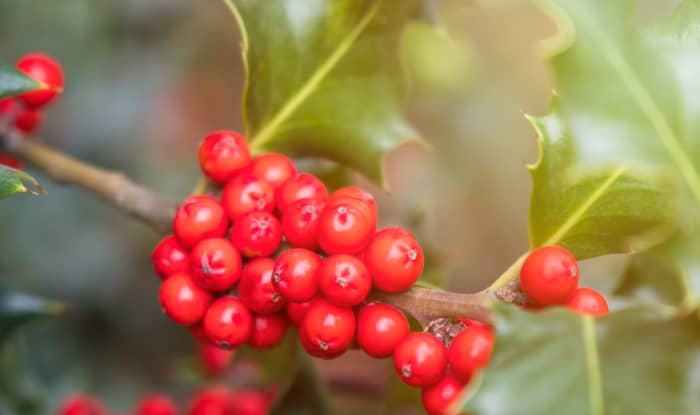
0,127,177,233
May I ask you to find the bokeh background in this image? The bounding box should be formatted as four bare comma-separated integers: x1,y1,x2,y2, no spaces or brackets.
0,1,561,413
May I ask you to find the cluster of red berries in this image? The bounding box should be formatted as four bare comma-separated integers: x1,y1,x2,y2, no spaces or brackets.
520,245,609,316
150,130,496,415
57,386,270,415
0,52,65,168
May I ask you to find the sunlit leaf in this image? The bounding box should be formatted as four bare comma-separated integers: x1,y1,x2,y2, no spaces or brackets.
0,166,45,200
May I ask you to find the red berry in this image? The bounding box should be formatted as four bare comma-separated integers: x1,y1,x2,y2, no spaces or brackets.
448,326,494,383
238,258,285,314
520,245,579,305
203,296,253,349
281,198,325,249
393,332,448,387
364,227,424,293
318,254,372,307
188,387,234,415
198,130,251,184
356,302,410,358
567,287,609,317
276,172,328,213
229,390,271,415
134,394,178,415
160,273,213,325
286,300,313,326
173,195,228,248
221,174,275,219
249,153,296,189
199,343,235,376
230,211,282,258
151,235,190,279
248,313,289,349
421,373,465,415
330,186,377,220
0,153,22,169
300,299,355,359
15,108,41,134
272,248,322,302
16,53,65,109
191,238,242,292
318,200,375,255
0,98,16,116
58,394,107,415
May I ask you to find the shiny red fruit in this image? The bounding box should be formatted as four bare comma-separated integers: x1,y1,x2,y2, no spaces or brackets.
188,387,234,415
300,299,355,359
173,195,228,248
229,390,271,415
230,211,282,258
448,326,494,383
221,174,275,219
393,332,448,388
276,172,328,213
198,130,251,184
203,296,253,349
272,248,322,302
248,313,289,349
15,108,41,134
567,287,609,317
318,200,375,255
16,53,65,109
421,373,465,415
249,153,296,189
520,245,579,305
58,394,107,415
134,394,178,415
286,300,313,326
151,235,190,279
364,227,424,293
199,343,235,376
356,302,410,358
238,258,285,314
318,254,372,307
191,238,242,292
330,186,377,220
281,198,325,250
160,273,213,325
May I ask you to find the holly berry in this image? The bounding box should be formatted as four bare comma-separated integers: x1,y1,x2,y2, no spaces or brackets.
272,248,322,302
330,186,378,221
230,211,282,258
318,254,372,307
248,313,289,349
221,174,275,219
318,200,375,255
364,227,424,293
286,300,313,326
57,394,108,415
448,326,494,383
249,152,296,189
0,153,21,168
229,390,271,415
203,296,253,349
199,343,235,376
356,302,410,358
191,238,242,292
393,332,448,388
173,195,228,248
198,130,251,184
281,198,325,250
520,245,579,305
151,235,190,279
238,258,285,314
16,53,65,109
567,287,609,317
300,299,356,359
421,373,465,415
14,108,41,134
188,387,235,415
276,172,328,213
159,273,213,325
134,394,178,415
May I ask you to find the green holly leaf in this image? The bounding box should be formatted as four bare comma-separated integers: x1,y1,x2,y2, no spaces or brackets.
0,61,42,100
0,290,63,345
0,166,45,200
460,304,700,415
224,0,424,185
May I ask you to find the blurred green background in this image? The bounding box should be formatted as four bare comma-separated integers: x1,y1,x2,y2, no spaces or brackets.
0,1,558,413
